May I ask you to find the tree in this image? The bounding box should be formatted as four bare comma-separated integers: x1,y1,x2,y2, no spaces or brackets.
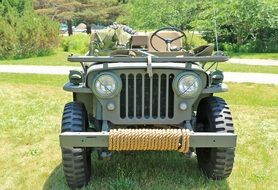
33,0,82,35
75,0,124,34
34,0,125,35
118,0,202,30
194,0,278,45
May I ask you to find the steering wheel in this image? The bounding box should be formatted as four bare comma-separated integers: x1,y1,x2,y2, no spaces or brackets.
150,27,186,52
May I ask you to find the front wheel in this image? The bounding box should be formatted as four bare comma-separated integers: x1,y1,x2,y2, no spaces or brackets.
196,97,235,180
61,102,91,188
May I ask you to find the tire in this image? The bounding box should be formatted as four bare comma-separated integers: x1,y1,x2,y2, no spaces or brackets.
196,96,235,180
61,102,91,189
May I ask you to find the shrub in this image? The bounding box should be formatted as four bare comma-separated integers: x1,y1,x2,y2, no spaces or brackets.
183,31,208,50
61,34,91,54
0,17,17,59
14,12,60,58
0,0,60,59
221,38,278,53
221,43,239,53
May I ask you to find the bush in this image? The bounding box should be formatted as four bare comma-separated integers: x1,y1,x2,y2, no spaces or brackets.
220,43,238,52
0,0,60,59
0,18,17,59
183,31,208,49
61,34,91,54
214,28,278,53
14,12,60,58
221,39,278,53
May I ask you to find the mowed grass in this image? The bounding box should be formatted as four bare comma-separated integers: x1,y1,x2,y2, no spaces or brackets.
217,62,278,74
0,73,278,190
229,52,278,59
0,49,78,66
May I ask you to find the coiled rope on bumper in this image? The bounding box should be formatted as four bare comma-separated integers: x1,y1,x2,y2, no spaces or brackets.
108,129,190,153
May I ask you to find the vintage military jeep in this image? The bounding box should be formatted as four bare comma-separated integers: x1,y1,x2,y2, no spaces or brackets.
59,26,236,189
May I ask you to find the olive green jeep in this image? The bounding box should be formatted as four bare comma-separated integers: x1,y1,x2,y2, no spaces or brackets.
59,26,236,189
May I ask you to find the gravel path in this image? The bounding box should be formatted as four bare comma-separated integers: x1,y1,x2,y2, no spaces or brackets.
228,58,278,66
0,65,278,85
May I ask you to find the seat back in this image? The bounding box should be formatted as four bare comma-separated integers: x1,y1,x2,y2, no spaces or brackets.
131,32,149,49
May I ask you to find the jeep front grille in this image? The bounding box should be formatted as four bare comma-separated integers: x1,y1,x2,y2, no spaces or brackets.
120,73,175,119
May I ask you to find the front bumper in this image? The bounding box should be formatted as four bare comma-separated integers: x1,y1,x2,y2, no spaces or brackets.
59,131,237,148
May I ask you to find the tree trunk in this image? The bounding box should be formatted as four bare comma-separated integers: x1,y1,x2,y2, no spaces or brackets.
67,20,73,36
86,23,91,35
180,24,185,31
236,36,243,45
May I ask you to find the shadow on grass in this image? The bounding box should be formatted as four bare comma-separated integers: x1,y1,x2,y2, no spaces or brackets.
43,152,231,190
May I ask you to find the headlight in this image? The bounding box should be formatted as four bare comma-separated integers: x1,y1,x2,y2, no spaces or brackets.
173,72,202,98
92,72,121,98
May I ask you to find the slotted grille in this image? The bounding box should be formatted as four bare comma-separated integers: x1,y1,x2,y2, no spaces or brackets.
120,73,175,119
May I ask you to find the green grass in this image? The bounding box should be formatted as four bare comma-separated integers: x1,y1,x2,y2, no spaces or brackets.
0,48,79,66
229,52,278,59
215,62,278,74
0,73,277,190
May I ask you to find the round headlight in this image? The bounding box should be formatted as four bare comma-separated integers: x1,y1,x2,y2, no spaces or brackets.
173,72,202,98
92,72,121,98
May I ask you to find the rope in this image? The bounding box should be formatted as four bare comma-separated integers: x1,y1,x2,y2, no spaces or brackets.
108,129,190,153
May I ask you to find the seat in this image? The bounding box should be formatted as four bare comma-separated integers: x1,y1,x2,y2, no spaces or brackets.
192,45,214,56
131,32,149,49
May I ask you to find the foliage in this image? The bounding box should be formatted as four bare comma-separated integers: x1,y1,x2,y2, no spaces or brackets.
194,0,278,52
61,34,90,54
120,0,277,53
0,0,60,59
15,13,60,58
184,32,208,49
34,0,126,35
0,17,17,58
33,0,82,21
75,0,123,26
118,0,201,30
33,0,82,35
220,30,278,53
34,0,123,23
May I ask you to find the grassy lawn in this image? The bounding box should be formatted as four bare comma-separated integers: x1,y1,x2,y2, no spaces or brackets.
0,49,78,66
216,62,278,74
229,52,278,59
0,73,277,190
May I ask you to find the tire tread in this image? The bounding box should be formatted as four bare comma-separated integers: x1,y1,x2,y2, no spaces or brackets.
196,96,236,180
61,102,91,189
